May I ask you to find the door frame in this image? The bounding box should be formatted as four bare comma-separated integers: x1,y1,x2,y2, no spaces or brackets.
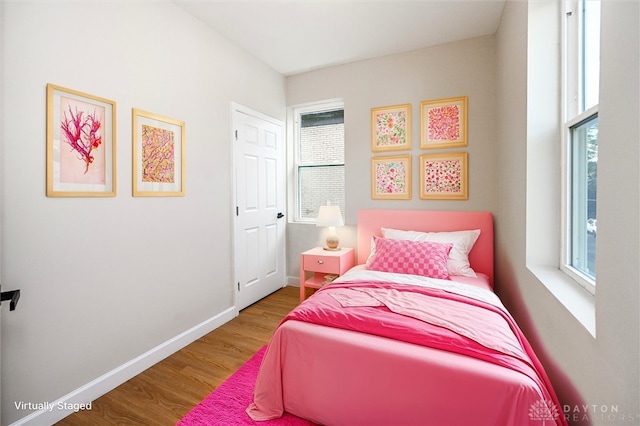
230,102,286,313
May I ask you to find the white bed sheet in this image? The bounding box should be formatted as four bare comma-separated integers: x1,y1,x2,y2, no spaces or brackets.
334,266,497,303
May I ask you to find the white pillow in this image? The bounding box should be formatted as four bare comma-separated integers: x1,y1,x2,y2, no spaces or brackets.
381,228,481,277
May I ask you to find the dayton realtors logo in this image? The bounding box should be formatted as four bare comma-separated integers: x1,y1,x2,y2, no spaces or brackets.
563,404,640,424
529,399,561,422
530,401,640,424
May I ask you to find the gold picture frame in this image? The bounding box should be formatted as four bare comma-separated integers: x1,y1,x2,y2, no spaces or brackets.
420,96,467,149
371,155,412,200
132,109,185,197
371,103,411,152
419,152,468,200
46,84,116,197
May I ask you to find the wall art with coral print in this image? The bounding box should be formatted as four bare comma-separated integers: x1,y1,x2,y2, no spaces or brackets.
371,155,412,200
133,109,185,196
371,104,411,152
46,84,116,197
420,96,467,149
419,152,468,200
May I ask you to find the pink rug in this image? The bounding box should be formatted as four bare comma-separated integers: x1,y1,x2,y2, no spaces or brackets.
177,346,314,425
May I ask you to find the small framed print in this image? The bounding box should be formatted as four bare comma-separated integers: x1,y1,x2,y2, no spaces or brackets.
46,84,116,197
419,152,468,200
371,104,411,152
420,96,467,149
371,155,412,200
132,109,185,197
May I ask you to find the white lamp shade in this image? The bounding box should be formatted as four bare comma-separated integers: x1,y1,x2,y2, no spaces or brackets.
316,205,344,227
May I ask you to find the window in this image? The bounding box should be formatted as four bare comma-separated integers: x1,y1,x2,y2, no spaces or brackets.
563,0,600,291
292,101,345,223
569,113,598,278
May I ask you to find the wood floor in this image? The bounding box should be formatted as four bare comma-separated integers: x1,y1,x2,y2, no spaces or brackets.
56,286,302,426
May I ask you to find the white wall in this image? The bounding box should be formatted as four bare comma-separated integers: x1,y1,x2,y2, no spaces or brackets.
0,2,285,424
286,35,500,278
496,0,639,423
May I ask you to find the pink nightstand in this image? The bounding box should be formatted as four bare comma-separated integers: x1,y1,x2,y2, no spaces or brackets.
299,247,355,302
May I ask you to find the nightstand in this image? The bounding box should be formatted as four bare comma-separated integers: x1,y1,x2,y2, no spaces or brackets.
299,247,355,302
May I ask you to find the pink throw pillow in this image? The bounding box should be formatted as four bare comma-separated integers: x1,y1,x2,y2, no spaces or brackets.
366,237,452,279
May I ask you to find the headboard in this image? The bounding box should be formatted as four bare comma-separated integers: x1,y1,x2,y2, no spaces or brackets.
357,209,494,284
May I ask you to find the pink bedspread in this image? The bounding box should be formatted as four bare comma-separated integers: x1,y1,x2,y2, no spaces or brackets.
248,280,567,426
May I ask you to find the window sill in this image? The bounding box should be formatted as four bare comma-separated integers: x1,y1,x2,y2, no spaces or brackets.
527,264,596,337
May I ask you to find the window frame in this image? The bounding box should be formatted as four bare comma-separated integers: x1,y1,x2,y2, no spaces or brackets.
289,99,345,224
561,0,599,294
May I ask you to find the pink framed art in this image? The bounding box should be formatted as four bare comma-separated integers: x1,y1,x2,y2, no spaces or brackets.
371,104,411,152
132,109,185,197
46,84,116,197
419,152,468,200
371,155,411,200
420,96,467,149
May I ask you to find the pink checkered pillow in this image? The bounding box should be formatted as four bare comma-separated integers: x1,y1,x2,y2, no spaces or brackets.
366,236,453,279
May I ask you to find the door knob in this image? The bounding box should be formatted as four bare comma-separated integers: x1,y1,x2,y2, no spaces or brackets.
277,212,284,219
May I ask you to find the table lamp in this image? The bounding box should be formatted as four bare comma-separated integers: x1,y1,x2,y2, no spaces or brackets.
316,204,344,251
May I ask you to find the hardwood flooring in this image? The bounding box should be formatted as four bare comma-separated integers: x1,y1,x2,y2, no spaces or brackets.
56,286,302,426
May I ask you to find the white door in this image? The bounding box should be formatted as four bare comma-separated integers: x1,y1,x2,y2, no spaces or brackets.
233,104,286,310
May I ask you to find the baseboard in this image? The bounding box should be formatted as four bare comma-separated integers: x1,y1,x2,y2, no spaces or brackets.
10,306,237,426
287,275,300,286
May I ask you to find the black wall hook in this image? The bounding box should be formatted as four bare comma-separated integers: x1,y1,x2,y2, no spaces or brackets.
1,286,21,311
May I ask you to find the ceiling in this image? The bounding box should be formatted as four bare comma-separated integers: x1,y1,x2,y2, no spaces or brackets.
174,0,506,76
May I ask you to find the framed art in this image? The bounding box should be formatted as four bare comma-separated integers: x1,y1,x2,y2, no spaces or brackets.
46,84,116,197
132,109,185,197
371,103,411,152
419,152,468,200
420,96,467,149
371,155,412,200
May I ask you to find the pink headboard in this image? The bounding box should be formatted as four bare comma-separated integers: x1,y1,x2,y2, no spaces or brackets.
357,209,494,284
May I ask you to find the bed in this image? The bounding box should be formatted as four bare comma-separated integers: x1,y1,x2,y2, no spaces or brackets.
247,209,566,426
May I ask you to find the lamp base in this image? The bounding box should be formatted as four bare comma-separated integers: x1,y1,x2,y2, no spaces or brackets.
324,235,340,251
323,246,341,251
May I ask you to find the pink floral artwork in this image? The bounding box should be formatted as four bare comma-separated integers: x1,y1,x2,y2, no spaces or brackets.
372,156,411,199
375,111,407,147
420,97,467,149
423,158,462,193
371,104,411,152
420,153,468,200
427,105,460,141
141,125,175,183
59,96,106,184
